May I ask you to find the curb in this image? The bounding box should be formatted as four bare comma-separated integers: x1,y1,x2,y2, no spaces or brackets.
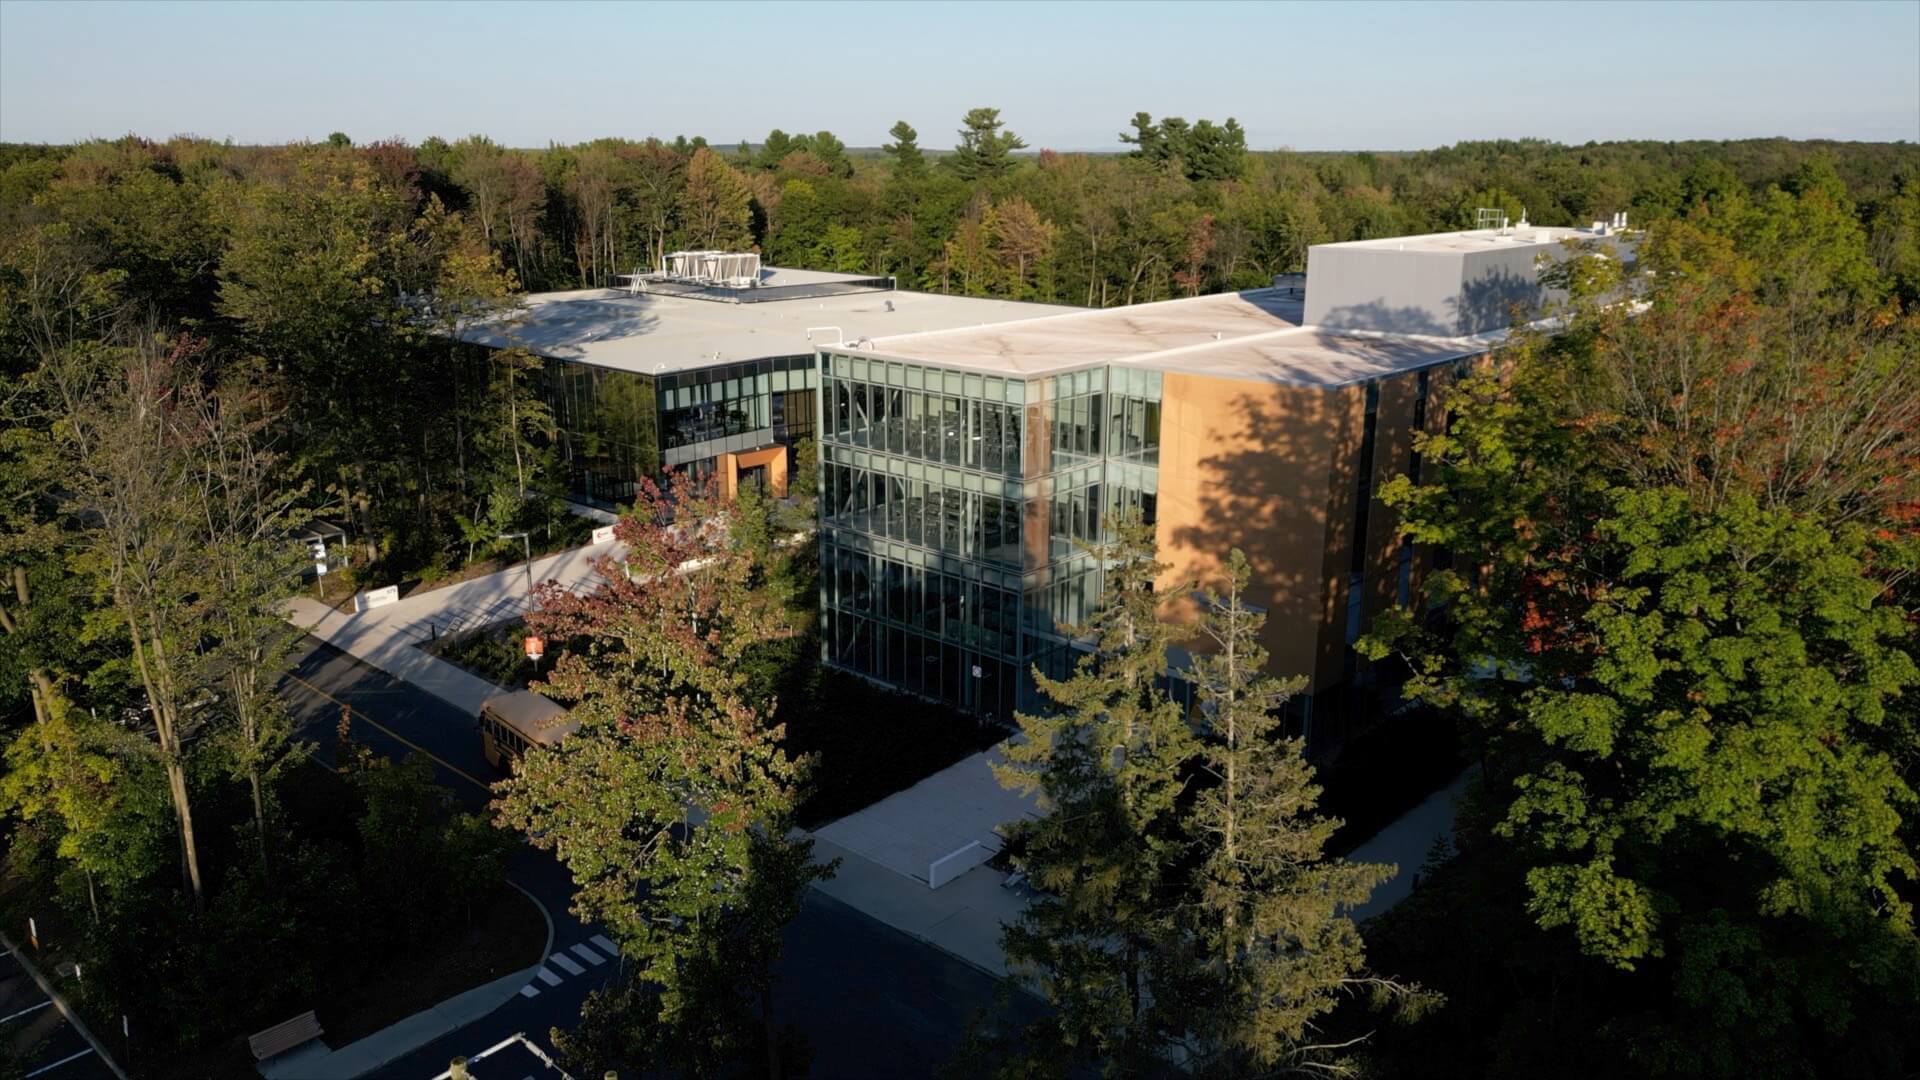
277,882,557,1079
0,930,130,1080
507,877,556,972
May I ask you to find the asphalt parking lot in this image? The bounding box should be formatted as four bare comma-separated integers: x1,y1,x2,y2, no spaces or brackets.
0,949,118,1079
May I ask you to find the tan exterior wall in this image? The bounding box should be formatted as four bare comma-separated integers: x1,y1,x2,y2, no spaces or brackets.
1154,372,1363,693
1313,385,1366,690
1153,366,1456,697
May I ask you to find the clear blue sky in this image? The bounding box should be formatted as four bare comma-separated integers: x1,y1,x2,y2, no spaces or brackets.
2,0,1915,150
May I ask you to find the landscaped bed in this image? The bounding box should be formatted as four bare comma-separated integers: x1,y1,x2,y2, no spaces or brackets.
428,621,1005,830
421,620,542,690
311,879,545,1048
1319,703,1469,856
311,511,600,614
143,880,545,1080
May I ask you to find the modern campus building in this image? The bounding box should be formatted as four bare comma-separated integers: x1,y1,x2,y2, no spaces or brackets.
461,222,1625,745
459,256,1061,509
815,221,1622,740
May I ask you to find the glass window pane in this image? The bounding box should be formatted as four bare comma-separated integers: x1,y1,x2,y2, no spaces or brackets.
942,398,962,466
905,392,924,459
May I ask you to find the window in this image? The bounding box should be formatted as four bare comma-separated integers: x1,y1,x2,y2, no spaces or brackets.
904,392,924,458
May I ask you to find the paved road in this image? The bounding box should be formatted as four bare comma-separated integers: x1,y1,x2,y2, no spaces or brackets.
0,950,117,1079
281,638,1034,1079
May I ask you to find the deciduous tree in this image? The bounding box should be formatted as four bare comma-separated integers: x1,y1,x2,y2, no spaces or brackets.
681,147,752,250
496,471,824,1075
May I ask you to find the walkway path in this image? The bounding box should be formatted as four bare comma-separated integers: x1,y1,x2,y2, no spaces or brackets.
285,539,621,715
1345,766,1475,922
810,745,1042,976
282,537,1469,987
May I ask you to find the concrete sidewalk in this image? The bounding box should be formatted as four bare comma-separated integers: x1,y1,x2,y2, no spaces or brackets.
259,965,544,1080
808,835,1027,978
285,539,622,716
808,744,1042,976
1346,766,1475,922
814,746,1039,886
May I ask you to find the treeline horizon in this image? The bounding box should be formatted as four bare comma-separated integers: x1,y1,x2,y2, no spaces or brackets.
7,132,1912,157
4,115,1917,311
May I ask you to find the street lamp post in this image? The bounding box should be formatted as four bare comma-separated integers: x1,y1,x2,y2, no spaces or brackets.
499,532,533,600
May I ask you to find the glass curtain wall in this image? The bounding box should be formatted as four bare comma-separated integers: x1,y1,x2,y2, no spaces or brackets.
545,354,816,509
819,351,1162,718
546,361,659,510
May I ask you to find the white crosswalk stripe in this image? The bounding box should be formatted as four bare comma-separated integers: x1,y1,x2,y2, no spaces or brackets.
535,967,562,986
570,943,607,967
550,952,586,976
589,934,620,957
519,984,540,998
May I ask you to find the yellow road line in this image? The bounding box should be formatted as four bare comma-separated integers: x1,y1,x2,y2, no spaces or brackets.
285,671,492,793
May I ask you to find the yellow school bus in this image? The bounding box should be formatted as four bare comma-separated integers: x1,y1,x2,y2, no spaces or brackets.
478,690,578,770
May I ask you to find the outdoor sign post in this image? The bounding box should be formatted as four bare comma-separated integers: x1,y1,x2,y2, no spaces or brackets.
310,538,328,598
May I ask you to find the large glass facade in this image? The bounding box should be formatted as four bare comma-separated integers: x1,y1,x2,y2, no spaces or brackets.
544,354,817,509
546,362,659,509
819,352,1162,718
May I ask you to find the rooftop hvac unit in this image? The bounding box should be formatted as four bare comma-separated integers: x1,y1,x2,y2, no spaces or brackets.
661,250,761,285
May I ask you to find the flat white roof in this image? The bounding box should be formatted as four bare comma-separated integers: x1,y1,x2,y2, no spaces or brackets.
854,290,1308,375
844,287,1496,388
459,285,1069,375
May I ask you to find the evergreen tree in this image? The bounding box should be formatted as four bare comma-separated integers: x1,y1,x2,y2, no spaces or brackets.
1182,549,1420,1075
806,130,853,179
754,129,796,172
1119,112,1163,162
948,108,1027,183
990,510,1198,1072
882,120,926,181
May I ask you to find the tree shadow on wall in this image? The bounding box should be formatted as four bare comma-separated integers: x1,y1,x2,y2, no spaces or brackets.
1166,385,1361,734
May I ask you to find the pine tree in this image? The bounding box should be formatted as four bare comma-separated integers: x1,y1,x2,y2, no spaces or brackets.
991,509,1198,1071
948,107,1027,183
882,121,926,181
1182,549,1418,1075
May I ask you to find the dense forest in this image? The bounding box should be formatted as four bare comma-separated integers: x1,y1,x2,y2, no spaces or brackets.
6,112,1918,309
5,112,1916,580
3,112,1919,1075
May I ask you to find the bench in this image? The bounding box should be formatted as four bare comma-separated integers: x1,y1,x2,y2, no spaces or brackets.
249,1010,324,1062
